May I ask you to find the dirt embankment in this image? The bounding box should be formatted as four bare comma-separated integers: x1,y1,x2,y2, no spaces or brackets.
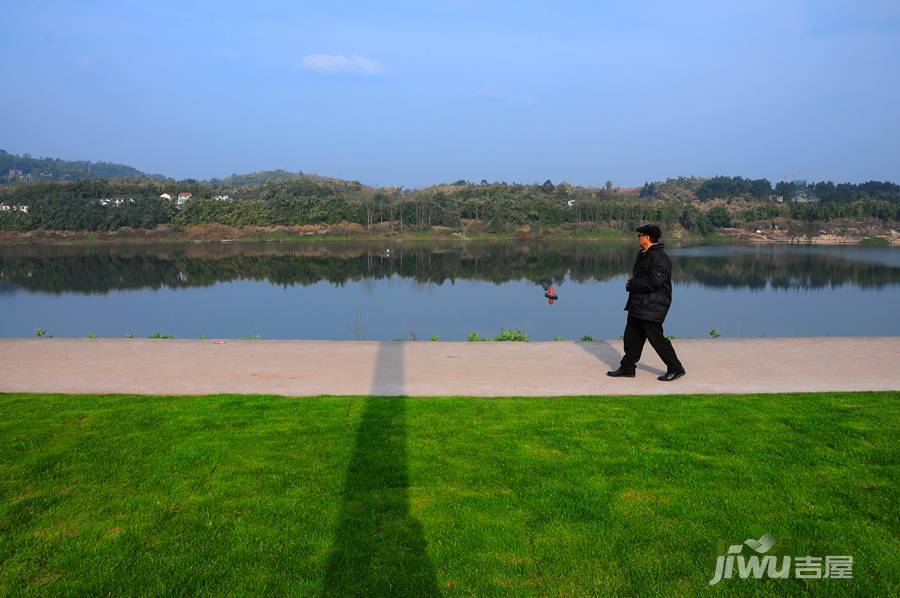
0,221,614,244
0,219,896,245
0,223,371,244
718,218,899,245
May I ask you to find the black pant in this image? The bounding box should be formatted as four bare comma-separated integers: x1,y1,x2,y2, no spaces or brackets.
620,316,683,373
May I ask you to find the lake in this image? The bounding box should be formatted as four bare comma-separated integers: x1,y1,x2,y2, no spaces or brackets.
1,241,899,340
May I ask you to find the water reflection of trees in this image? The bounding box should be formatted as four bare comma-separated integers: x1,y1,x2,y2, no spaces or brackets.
1,242,898,294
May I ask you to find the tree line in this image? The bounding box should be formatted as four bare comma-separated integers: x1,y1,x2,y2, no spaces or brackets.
1,175,899,233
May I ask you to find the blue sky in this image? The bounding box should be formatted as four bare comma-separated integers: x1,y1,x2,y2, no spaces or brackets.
2,0,898,187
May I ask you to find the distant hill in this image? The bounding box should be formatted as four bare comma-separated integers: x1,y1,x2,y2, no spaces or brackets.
216,169,370,190
0,152,373,190
0,149,160,183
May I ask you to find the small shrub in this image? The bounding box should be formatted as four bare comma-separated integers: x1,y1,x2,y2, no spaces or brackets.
710,328,721,338
494,329,528,342
87,332,97,339
467,331,486,342
35,328,47,338
431,335,440,342
149,332,176,339
553,336,563,341
581,335,594,342
124,332,134,339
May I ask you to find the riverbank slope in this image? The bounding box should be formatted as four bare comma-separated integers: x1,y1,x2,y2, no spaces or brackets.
1,220,897,245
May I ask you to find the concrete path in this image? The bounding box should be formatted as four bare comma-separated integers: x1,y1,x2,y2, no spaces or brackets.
1,337,899,396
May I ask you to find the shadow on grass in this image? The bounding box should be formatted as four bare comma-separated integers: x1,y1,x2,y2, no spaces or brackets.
322,342,439,597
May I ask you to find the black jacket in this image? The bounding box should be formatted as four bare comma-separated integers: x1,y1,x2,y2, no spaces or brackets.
625,243,673,323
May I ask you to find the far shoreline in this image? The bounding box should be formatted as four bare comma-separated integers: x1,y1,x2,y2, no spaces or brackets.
0,223,896,247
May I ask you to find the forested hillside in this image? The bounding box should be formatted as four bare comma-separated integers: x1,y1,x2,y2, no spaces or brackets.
0,150,154,183
1,151,898,236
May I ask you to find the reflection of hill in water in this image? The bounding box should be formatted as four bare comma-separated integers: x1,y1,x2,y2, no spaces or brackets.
669,245,900,290
1,242,899,294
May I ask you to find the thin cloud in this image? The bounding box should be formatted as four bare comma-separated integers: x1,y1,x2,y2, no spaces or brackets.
301,53,384,75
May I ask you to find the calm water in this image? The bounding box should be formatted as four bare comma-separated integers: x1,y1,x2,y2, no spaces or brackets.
1,241,899,340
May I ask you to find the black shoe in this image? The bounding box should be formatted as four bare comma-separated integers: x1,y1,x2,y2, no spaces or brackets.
607,368,636,378
658,369,686,382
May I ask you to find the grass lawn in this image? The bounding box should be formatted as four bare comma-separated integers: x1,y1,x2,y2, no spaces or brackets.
0,392,897,595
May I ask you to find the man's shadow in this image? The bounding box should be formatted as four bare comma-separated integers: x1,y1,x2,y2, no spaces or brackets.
577,339,666,376
322,342,439,596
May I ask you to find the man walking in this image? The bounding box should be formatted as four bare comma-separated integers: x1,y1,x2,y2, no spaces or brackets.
607,224,686,381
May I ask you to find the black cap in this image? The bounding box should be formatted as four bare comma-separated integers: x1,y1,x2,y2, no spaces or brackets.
635,223,661,242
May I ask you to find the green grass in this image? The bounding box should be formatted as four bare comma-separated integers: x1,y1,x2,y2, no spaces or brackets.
1,392,897,595
547,229,631,241
702,232,732,244
860,236,890,247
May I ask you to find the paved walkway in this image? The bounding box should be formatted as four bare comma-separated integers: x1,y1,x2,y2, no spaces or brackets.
2,337,899,396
